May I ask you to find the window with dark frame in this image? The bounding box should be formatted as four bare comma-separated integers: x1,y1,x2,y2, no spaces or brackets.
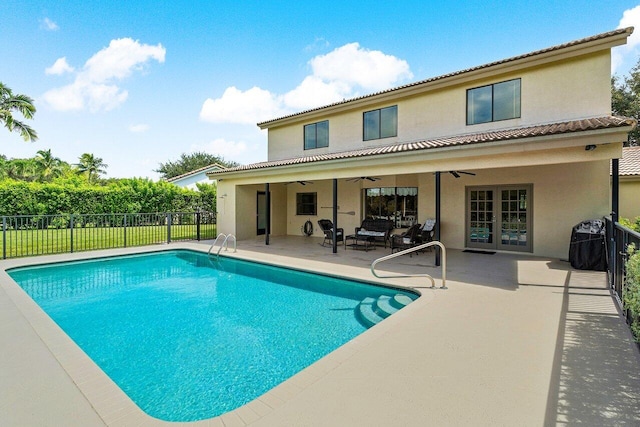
296,192,317,215
467,79,521,125
363,105,397,140
304,121,329,150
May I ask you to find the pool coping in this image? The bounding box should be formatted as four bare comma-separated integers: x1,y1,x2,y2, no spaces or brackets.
0,243,433,426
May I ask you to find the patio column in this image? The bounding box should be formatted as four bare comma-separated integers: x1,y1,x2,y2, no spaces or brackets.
435,171,441,267
612,158,619,223
265,183,270,246
332,178,338,254
611,158,619,288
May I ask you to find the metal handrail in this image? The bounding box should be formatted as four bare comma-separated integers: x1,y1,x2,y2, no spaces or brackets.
208,233,237,260
370,241,447,289
221,234,237,255
208,233,226,257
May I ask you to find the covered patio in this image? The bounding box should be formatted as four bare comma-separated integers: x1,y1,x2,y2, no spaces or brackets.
1,236,639,425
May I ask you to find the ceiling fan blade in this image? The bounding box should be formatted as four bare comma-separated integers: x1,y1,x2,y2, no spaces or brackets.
450,171,460,178
458,171,476,176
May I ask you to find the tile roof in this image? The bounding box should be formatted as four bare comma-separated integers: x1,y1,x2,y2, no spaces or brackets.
620,146,640,176
166,163,227,182
258,27,633,127
209,116,634,176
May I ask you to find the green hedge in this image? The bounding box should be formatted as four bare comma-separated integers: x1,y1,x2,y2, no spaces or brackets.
0,179,215,216
625,245,640,342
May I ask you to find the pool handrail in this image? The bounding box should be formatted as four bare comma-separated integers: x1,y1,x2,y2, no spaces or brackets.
208,233,237,259
370,241,446,289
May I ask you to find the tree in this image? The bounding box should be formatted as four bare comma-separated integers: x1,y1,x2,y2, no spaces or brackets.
34,149,64,182
155,151,239,179
612,63,640,146
0,82,37,142
75,153,107,182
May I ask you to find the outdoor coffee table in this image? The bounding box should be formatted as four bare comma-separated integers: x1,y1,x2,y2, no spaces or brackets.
345,234,375,251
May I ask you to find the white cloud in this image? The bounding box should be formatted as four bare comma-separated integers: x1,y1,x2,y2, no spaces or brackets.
612,6,640,74
200,43,413,124
129,123,150,133
45,57,75,75
310,42,412,91
43,38,165,112
200,86,287,124
190,138,249,159
41,17,59,31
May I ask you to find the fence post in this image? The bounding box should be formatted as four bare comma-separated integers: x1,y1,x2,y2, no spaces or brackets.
2,216,6,260
167,213,172,244
196,212,201,241
70,214,74,253
124,214,127,248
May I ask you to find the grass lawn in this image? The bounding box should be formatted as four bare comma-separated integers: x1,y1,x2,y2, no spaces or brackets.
1,224,217,259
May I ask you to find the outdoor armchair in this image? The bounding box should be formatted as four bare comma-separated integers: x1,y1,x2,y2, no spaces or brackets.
317,219,345,247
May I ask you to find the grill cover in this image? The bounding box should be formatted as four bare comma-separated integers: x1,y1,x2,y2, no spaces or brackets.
568,219,607,271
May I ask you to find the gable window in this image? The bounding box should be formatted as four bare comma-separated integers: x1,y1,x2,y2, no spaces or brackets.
467,79,521,125
304,121,329,150
364,105,397,140
296,192,317,215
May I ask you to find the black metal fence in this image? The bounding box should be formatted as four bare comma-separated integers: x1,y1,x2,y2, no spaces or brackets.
605,216,640,326
1,212,216,259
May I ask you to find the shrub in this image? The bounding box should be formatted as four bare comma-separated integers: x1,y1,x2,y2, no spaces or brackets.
624,244,640,342
620,217,640,233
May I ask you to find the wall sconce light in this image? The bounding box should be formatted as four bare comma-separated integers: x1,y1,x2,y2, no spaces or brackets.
585,144,597,151
218,194,227,199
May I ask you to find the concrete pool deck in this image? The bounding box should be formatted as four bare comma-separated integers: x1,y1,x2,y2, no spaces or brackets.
1,236,639,426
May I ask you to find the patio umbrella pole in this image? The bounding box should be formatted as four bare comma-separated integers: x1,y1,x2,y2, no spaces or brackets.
435,172,441,267
333,179,338,253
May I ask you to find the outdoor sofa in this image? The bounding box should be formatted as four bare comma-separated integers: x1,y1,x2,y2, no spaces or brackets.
355,218,395,248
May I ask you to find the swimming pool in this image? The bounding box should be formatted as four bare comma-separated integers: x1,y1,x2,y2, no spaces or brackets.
8,249,417,422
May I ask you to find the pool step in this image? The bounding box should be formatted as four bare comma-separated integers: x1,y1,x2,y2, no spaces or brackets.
356,294,413,328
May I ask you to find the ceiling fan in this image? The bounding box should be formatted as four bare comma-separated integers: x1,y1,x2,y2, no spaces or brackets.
448,171,476,178
345,176,381,182
284,180,313,185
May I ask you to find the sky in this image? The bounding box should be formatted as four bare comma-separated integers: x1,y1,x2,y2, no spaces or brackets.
2,1,640,180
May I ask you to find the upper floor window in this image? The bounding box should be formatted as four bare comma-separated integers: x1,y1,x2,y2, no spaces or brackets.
304,121,329,150
364,105,397,141
467,79,521,125
296,192,317,215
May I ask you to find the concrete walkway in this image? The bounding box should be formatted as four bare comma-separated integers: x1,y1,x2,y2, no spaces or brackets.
1,237,639,426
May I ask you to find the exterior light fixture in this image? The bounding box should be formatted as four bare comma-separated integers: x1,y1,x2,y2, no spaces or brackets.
585,144,597,151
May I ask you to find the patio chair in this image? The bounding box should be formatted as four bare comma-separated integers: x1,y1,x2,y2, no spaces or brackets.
317,219,345,247
418,219,436,248
390,223,423,255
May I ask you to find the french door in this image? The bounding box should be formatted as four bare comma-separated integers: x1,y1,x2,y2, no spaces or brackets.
466,185,532,252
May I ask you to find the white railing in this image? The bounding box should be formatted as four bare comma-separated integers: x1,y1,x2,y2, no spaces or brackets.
208,233,237,259
370,241,447,289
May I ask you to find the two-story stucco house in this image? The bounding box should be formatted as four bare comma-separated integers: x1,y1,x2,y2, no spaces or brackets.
209,28,635,260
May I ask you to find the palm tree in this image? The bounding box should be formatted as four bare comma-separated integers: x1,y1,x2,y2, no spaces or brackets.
0,82,37,142
75,153,107,182
35,149,63,182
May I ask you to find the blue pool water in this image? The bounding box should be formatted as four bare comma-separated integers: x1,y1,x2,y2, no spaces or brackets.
9,250,417,421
